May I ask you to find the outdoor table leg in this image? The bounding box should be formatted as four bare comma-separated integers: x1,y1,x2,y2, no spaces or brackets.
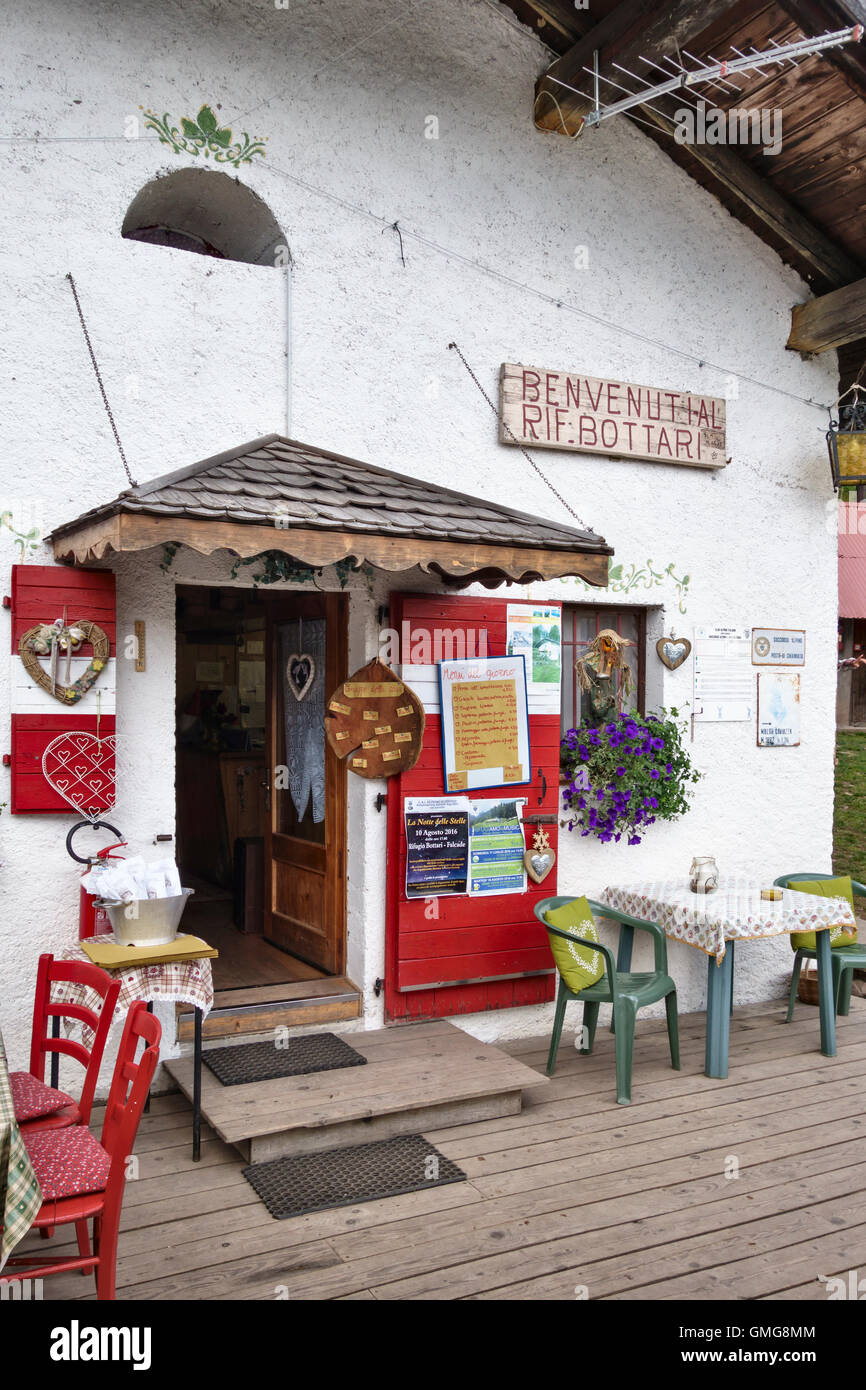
815,928,837,1058
192,1006,203,1162
705,947,733,1079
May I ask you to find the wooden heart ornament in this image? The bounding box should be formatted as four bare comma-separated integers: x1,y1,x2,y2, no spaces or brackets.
524,825,556,885
656,636,692,671
286,652,315,701
41,731,116,818
19,619,110,704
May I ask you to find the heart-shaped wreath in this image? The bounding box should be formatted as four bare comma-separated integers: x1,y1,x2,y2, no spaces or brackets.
19,619,110,705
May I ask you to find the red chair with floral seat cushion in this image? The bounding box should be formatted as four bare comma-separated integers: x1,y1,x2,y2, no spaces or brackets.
10,953,120,1133
4,1001,161,1301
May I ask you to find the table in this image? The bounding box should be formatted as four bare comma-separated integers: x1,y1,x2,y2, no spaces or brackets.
0,1029,42,1269
599,877,855,1079
56,936,215,1160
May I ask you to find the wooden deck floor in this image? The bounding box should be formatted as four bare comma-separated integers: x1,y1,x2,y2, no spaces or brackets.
20,997,866,1301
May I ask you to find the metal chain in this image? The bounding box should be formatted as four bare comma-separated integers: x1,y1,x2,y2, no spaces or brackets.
447,341,592,531
66,273,137,488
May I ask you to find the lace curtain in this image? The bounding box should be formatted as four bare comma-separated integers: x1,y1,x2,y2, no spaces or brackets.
279,618,326,824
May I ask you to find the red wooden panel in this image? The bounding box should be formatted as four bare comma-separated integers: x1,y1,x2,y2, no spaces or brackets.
10,566,116,814
385,592,560,1021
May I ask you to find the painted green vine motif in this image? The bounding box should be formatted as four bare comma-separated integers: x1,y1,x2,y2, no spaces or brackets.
229,551,375,591
1,511,41,559
141,104,268,168
569,558,691,614
160,542,180,573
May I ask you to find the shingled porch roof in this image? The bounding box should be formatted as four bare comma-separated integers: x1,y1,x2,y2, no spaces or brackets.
50,434,611,589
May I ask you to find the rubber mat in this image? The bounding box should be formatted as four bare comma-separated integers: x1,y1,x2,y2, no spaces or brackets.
202,1032,366,1085
242,1133,467,1219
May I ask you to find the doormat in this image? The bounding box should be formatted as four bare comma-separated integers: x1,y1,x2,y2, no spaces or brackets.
242,1133,467,1220
202,1033,367,1086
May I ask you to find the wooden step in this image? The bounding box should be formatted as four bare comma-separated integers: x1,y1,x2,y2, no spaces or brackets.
176,976,362,1041
164,1020,547,1161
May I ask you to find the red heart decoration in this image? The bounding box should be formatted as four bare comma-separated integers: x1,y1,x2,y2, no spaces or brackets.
42,732,116,819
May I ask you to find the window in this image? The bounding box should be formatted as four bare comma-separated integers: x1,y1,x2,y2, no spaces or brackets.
122,168,286,267
561,605,646,739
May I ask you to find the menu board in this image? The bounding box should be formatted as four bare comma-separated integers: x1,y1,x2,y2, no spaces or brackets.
693,626,754,722
438,655,530,792
405,796,526,898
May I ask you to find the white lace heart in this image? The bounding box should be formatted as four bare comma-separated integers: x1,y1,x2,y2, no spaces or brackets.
42,732,116,820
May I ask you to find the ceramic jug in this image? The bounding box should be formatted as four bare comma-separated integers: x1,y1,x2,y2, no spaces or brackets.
689,855,719,894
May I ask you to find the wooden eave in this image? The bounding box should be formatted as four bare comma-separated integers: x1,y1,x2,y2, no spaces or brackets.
50,509,611,590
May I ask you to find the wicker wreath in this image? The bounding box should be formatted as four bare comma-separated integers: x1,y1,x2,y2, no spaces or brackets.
18,619,110,705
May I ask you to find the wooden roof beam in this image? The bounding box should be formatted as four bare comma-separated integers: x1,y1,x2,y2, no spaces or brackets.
788,274,866,351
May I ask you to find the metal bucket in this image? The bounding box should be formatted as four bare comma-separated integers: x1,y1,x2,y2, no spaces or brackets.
98,888,194,947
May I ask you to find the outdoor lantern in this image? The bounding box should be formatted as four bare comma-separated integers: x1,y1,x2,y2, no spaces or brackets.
828,381,866,488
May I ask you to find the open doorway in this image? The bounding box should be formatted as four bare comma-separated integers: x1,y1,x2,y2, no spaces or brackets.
175,584,348,998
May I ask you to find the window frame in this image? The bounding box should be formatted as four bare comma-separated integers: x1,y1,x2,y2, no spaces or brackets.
560,603,647,742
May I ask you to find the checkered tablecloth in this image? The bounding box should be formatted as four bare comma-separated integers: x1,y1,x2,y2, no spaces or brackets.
599,876,856,963
56,934,214,1037
0,1030,42,1269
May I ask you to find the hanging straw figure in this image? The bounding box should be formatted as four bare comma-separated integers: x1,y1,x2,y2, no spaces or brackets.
576,628,635,727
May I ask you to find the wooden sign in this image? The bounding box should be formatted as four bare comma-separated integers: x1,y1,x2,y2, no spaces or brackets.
325,659,425,779
499,362,726,469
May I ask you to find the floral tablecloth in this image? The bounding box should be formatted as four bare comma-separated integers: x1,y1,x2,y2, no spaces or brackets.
55,934,214,1039
0,1029,42,1269
599,876,856,963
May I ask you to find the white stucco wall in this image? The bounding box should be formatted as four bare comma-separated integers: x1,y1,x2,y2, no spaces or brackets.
0,0,840,1076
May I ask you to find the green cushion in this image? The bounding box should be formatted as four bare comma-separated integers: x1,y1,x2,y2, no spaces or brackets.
544,897,605,994
789,877,858,951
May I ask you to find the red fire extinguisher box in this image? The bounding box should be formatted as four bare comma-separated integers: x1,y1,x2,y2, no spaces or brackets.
9,565,116,814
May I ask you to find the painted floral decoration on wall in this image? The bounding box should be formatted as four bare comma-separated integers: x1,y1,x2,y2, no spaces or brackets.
142,104,267,167
568,559,691,614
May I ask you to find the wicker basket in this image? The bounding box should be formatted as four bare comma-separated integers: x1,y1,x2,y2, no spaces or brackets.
797,959,819,1006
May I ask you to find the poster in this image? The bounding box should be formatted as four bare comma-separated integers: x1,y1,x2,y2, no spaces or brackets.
507,604,562,695
751,628,805,666
468,798,527,896
405,797,469,898
439,655,530,791
693,626,754,722
758,672,801,746
404,796,527,898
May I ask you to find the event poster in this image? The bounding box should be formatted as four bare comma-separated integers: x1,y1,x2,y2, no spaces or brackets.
506,604,562,694
438,655,530,792
405,796,526,898
404,797,469,898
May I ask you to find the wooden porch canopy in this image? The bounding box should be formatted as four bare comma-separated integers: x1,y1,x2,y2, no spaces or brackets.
49,435,612,588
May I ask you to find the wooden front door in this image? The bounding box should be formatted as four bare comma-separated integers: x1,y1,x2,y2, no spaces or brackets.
264,592,347,973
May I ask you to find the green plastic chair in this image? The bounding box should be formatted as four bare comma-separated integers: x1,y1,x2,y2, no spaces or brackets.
534,896,680,1105
773,872,866,1020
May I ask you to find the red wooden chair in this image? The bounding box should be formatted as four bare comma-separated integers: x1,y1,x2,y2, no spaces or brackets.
4,1001,161,1301
10,953,120,1133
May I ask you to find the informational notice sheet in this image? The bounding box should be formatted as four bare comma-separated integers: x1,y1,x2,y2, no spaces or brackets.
404,797,469,898
757,672,801,746
438,655,530,791
693,625,754,722
405,796,527,898
506,604,562,698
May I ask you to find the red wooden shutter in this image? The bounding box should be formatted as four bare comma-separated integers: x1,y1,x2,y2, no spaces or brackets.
10,566,116,814
384,592,560,1021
